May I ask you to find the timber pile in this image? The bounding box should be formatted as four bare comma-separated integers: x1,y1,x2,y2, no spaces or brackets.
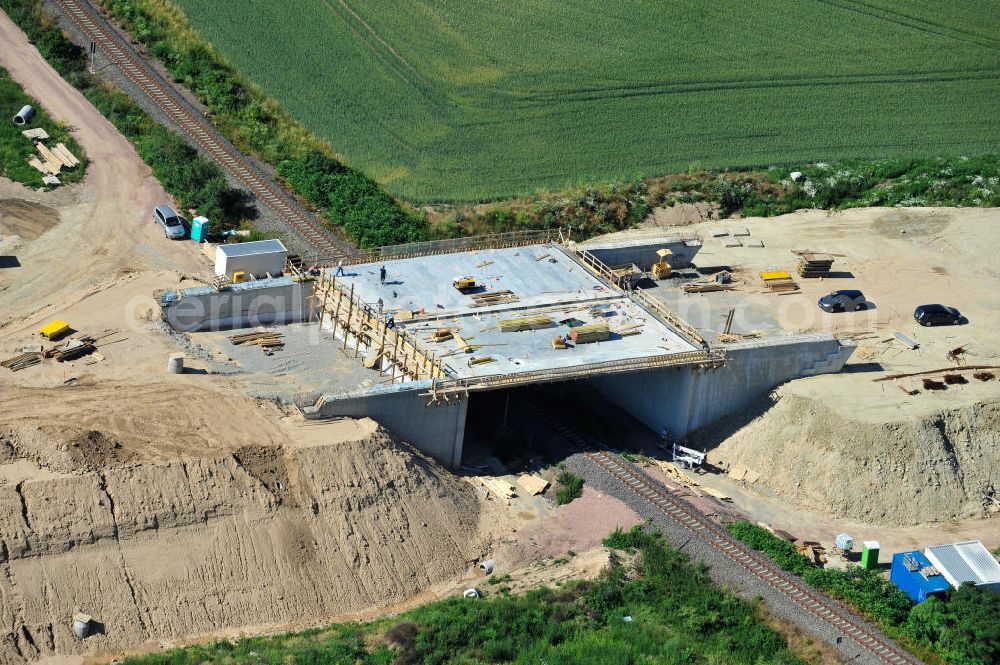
1,352,42,372
229,331,284,354
429,329,454,342
683,282,734,293
569,321,610,344
469,290,518,307
795,253,835,278
613,322,644,337
50,337,96,362
796,541,827,564
760,270,799,292
498,314,554,332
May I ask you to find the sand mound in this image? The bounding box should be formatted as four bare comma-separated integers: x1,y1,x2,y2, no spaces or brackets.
0,426,481,663
704,389,1000,526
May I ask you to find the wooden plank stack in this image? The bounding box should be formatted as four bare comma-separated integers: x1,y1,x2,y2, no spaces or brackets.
796,253,835,278
469,290,518,307
612,322,643,337
50,337,96,362
229,330,284,354
1,352,42,372
498,314,554,332
569,321,610,344
683,281,734,293
428,328,454,342
760,270,799,293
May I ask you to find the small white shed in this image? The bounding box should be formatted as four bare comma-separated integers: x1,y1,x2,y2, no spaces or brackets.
215,239,287,279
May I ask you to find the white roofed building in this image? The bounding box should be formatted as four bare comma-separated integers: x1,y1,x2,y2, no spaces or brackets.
923,541,1000,592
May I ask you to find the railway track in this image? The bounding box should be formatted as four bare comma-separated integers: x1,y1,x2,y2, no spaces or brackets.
54,0,355,259
518,397,919,665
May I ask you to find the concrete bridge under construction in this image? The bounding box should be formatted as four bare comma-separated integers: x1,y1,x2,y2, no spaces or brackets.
296,233,854,467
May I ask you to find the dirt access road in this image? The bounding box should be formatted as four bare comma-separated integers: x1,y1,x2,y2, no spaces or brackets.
0,9,204,331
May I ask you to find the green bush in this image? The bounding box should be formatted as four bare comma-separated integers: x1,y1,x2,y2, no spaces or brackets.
120,526,805,664
727,519,1000,664
277,151,427,248
554,471,584,505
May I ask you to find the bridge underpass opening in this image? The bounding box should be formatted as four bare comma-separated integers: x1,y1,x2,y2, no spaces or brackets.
460,382,664,470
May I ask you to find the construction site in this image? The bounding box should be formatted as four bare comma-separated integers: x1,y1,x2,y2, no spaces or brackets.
2,5,1000,664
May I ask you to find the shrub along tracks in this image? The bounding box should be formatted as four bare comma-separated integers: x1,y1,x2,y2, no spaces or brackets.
584,451,920,665
53,0,356,259
521,398,919,664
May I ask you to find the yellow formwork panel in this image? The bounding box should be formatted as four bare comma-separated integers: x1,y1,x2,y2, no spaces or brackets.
760,270,791,281
38,319,70,340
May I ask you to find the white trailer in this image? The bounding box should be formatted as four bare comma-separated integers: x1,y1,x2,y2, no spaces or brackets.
215,239,287,279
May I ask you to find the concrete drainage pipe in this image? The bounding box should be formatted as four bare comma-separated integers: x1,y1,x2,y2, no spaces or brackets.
13,105,35,126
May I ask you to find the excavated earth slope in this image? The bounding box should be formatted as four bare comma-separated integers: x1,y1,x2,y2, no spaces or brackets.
0,427,480,663
705,389,1000,525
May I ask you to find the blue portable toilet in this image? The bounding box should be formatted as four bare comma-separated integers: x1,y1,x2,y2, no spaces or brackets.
889,551,950,603
191,216,210,243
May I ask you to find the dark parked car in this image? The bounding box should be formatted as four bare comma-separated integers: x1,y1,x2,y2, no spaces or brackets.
152,204,186,240
818,289,868,313
914,304,962,326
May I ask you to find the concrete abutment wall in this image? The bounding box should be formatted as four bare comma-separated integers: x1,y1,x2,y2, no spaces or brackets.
590,334,855,439
305,383,468,469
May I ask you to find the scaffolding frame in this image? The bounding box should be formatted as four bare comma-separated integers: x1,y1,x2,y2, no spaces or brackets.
312,272,446,382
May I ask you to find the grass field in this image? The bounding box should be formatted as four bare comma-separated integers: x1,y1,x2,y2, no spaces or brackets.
0,65,85,187
168,0,1000,202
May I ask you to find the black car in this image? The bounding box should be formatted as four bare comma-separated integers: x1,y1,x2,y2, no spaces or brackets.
818,289,868,313
914,304,962,326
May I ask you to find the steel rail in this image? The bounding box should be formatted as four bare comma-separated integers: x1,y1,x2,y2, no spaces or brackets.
55,0,356,258
585,450,922,665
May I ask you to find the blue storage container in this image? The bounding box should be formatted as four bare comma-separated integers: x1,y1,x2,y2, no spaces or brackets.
191,216,210,243
890,551,950,603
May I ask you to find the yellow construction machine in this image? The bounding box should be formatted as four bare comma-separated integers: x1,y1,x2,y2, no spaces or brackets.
652,248,673,280
453,276,477,292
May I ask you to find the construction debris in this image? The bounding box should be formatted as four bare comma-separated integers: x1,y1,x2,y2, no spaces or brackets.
898,385,920,396
479,477,516,502
947,345,966,364
973,371,995,381
943,373,968,385
229,330,284,354
517,474,550,496
893,331,919,350
874,365,1000,382
21,127,49,140
795,253,836,278
796,541,827,564
922,378,947,391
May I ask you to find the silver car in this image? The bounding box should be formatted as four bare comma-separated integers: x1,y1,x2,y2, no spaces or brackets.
153,204,186,240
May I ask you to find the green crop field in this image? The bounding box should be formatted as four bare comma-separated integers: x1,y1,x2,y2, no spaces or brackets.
172,0,1000,201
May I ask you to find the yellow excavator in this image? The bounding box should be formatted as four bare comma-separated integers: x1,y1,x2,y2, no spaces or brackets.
652,248,673,280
